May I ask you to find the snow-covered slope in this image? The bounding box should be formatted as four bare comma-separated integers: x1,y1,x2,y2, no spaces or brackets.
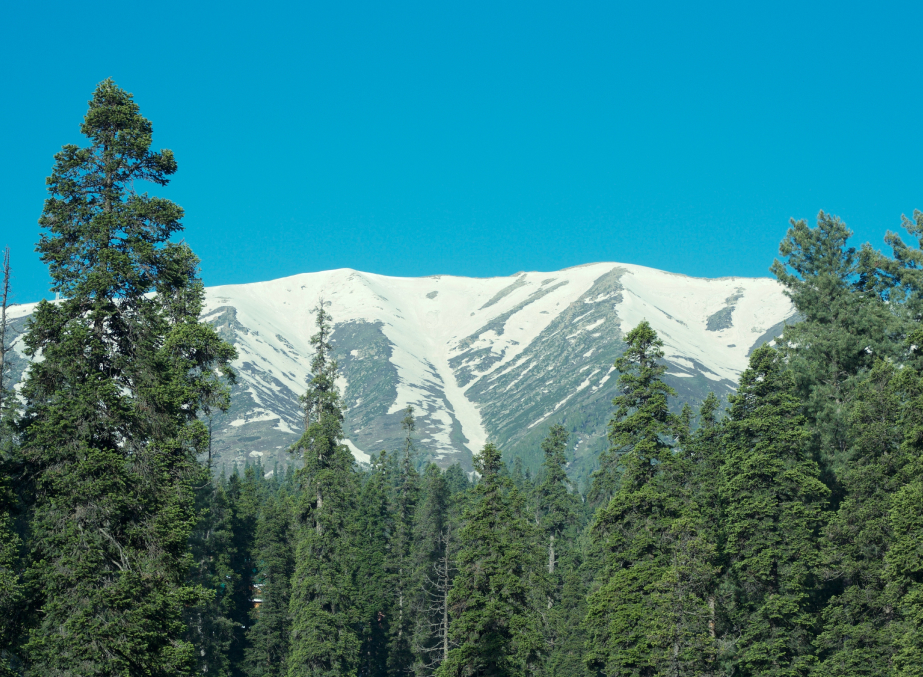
2,263,795,478
194,262,795,478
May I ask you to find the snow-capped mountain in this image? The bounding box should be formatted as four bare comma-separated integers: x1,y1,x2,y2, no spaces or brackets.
199,263,794,480
4,262,796,482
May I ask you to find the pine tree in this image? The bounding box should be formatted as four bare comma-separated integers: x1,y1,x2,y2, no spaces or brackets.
286,305,360,677
436,444,542,677
719,345,829,676
533,424,589,677
354,454,391,677
245,486,295,677
882,331,923,676
583,320,680,676
0,246,22,677
409,464,455,676
885,477,923,677
388,406,421,674
813,360,905,675
185,479,242,676
226,466,260,672
646,399,721,677
19,79,236,676
770,212,897,482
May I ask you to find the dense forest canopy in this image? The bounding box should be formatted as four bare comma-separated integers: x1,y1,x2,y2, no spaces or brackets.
2,81,923,677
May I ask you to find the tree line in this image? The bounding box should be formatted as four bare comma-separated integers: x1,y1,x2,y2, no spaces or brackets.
1,80,923,676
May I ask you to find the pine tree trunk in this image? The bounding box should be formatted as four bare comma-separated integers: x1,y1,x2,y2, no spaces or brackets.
548,533,555,575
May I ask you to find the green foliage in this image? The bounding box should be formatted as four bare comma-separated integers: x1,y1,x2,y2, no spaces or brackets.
408,463,456,676
719,345,829,676
771,212,898,481
387,407,422,674
354,454,391,677
589,320,678,508
18,79,235,676
437,444,543,677
244,487,295,677
882,333,923,676
534,425,590,677
286,305,361,677
584,320,690,676
185,479,242,676
813,360,904,675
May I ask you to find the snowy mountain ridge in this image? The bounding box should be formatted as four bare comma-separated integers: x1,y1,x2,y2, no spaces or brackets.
194,262,795,478
4,262,796,479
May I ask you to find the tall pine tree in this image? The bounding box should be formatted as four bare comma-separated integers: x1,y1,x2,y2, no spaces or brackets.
19,79,236,676
533,424,589,677
719,345,829,676
388,406,421,674
286,304,360,677
437,444,542,677
409,464,455,676
583,320,681,676
245,486,295,677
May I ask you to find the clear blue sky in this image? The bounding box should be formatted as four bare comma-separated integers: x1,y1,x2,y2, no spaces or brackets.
3,1,922,303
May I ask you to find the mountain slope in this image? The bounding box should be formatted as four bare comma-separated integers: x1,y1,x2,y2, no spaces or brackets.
5,262,795,482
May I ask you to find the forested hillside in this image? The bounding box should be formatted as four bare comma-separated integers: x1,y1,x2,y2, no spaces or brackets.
2,81,923,677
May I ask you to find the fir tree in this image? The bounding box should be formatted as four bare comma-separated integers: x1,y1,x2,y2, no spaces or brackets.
437,444,542,677
19,79,236,676
533,424,589,677
245,487,295,677
770,212,897,483
409,464,455,676
719,345,829,676
814,360,905,675
588,320,677,507
354,454,391,677
646,404,721,677
226,466,260,671
882,332,923,676
388,406,421,674
583,320,680,676
535,424,579,587
185,479,242,676
0,246,22,677
286,305,360,677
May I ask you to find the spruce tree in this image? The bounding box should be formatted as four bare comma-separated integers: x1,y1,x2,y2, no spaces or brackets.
770,212,897,483
19,79,236,676
588,320,677,507
388,406,421,674
646,399,721,677
0,246,22,677
409,464,455,676
185,479,242,676
535,424,579,587
245,486,295,677
533,425,589,677
436,444,542,677
354,453,391,677
286,305,360,677
814,360,904,676
583,320,680,676
882,332,923,676
719,345,829,676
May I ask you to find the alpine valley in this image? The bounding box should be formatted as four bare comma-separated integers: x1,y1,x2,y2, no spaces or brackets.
5,262,796,484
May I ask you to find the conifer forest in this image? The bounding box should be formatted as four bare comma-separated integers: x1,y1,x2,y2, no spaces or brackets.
4,81,923,677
